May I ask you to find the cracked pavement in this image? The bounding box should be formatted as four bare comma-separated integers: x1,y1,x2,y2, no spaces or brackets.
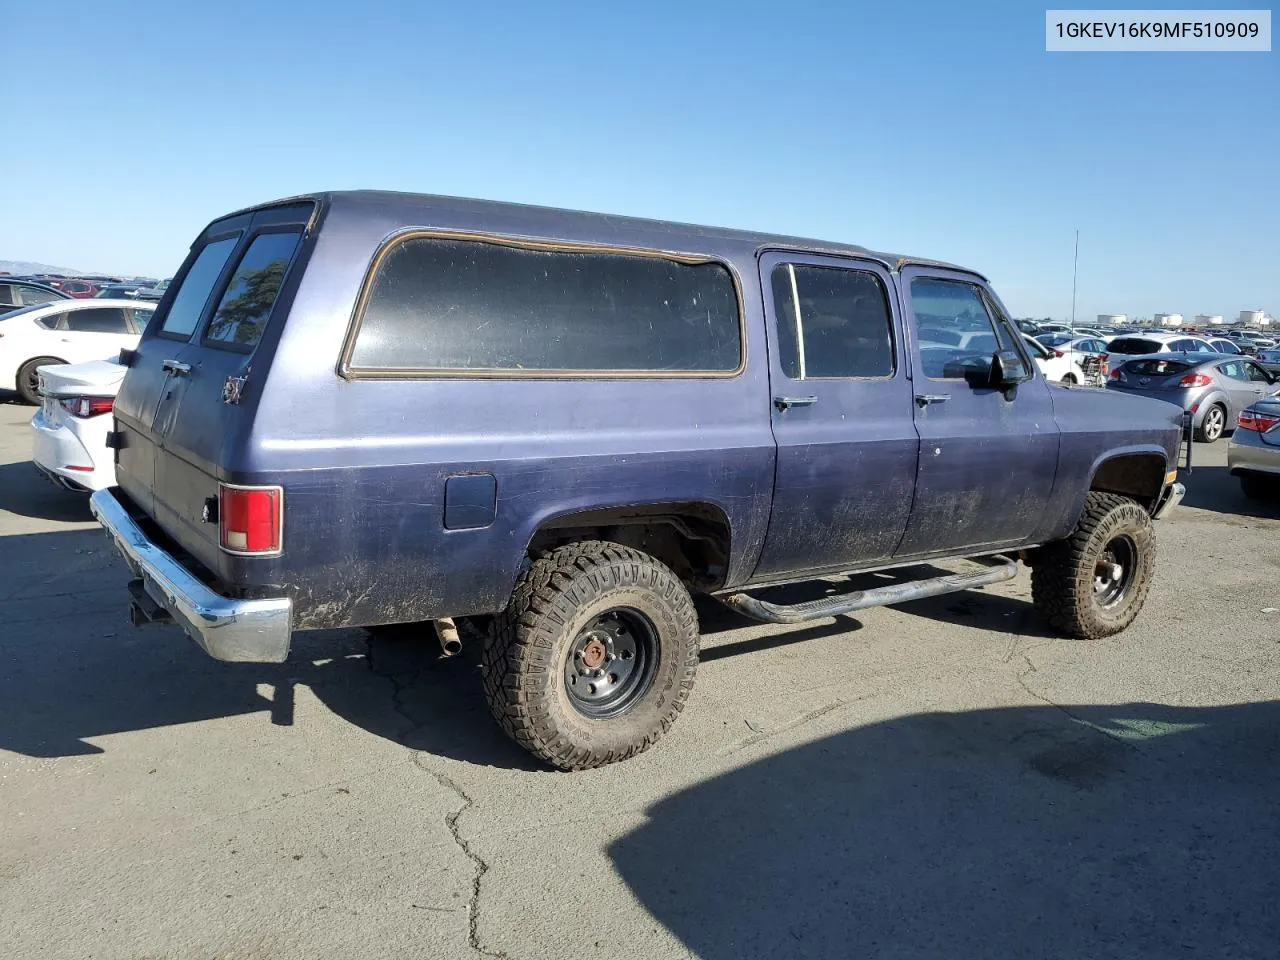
2,400,1279,958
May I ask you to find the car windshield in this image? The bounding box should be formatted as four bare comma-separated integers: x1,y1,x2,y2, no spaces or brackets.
1124,358,1196,376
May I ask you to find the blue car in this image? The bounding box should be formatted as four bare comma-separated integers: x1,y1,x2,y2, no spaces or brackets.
90,191,1184,769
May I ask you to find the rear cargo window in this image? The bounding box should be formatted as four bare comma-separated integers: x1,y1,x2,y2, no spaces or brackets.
1124,359,1193,376
1108,338,1162,355
159,236,240,338
348,236,742,375
205,230,302,348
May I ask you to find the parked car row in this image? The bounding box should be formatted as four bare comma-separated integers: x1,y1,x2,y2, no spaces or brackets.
0,275,171,310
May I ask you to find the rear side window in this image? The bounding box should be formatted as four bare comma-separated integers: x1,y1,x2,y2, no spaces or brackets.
1124,358,1193,376
348,236,742,374
1109,338,1161,355
770,263,894,379
18,285,62,306
205,230,302,348
159,236,240,338
65,308,129,333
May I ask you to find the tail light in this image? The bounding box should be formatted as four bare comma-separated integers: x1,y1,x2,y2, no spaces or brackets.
1238,409,1280,433
1177,373,1213,388
1109,367,1124,381
218,484,283,555
59,396,114,418
1053,349,1064,358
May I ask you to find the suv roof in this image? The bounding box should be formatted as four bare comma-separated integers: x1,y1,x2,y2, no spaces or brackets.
225,190,986,280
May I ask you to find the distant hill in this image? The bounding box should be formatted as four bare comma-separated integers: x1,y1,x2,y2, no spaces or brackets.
0,260,85,277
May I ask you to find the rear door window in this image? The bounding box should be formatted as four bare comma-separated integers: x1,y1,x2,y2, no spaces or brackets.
158,236,241,339
65,307,129,333
770,263,895,379
204,229,303,349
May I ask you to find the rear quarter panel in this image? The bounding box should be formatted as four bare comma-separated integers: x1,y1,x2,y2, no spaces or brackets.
225,196,777,628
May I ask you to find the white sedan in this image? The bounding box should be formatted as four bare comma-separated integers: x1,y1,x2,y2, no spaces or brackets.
1022,334,1090,384
31,358,127,492
0,299,153,403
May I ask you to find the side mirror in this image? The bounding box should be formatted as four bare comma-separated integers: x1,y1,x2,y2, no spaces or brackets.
990,349,1034,386
960,350,1034,388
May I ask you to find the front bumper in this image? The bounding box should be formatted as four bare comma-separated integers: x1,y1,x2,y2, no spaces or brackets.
1152,482,1186,520
89,488,292,663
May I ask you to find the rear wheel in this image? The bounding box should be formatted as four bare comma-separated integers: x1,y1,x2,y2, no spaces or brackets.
16,357,63,405
1031,492,1156,639
1195,403,1226,443
482,540,699,770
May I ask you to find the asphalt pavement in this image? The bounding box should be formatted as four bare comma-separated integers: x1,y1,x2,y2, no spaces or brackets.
1,396,1278,959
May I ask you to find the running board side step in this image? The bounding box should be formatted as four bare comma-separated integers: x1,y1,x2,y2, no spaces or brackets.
720,555,1019,625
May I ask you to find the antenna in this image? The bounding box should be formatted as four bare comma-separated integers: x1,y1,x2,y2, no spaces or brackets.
1070,229,1079,334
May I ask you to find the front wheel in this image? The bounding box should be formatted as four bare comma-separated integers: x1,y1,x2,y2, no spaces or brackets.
1031,492,1156,639
482,541,699,770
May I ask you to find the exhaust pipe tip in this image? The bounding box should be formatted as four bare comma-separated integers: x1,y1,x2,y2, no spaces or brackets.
434,617,462,657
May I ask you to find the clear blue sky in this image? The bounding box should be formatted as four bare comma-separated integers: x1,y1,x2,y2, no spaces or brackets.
3,0,1275,321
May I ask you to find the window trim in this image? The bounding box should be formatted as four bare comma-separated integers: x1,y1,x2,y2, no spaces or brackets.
153,229,245,342
764,255,899,382
199,224,305,354
338,229,747,381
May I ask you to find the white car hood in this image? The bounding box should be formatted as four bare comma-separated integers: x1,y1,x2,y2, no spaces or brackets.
37,358,127,397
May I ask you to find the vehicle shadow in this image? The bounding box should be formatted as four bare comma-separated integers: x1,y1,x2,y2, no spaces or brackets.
0,388,27,406
0,459,95,522
1,523,1082,766
610,699,1280,959
2,529,867,768
1180,464,1280,520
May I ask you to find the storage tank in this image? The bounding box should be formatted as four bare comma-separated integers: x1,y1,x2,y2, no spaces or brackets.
1154,313,1183,327
1238,310,1265,326
1097,313,1126,327
1194,314,1224,326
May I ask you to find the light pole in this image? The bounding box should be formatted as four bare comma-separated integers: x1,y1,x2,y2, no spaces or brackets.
1070,229,1079,334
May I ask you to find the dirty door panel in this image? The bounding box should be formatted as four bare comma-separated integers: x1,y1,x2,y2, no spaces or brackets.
753,254,918,579
897,269,1059,556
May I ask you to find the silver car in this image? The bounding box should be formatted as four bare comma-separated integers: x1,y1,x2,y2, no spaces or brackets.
1228,395,1280,500
1107,353,1279,443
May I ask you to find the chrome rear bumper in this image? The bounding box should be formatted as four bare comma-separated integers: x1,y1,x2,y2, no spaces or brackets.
89,489,292,663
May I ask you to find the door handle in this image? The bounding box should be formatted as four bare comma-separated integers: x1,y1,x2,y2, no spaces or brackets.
915,394,951,406
162,359,192,376
774,395,818,412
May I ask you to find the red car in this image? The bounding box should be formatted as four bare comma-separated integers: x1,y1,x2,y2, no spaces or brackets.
52,279,100,299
